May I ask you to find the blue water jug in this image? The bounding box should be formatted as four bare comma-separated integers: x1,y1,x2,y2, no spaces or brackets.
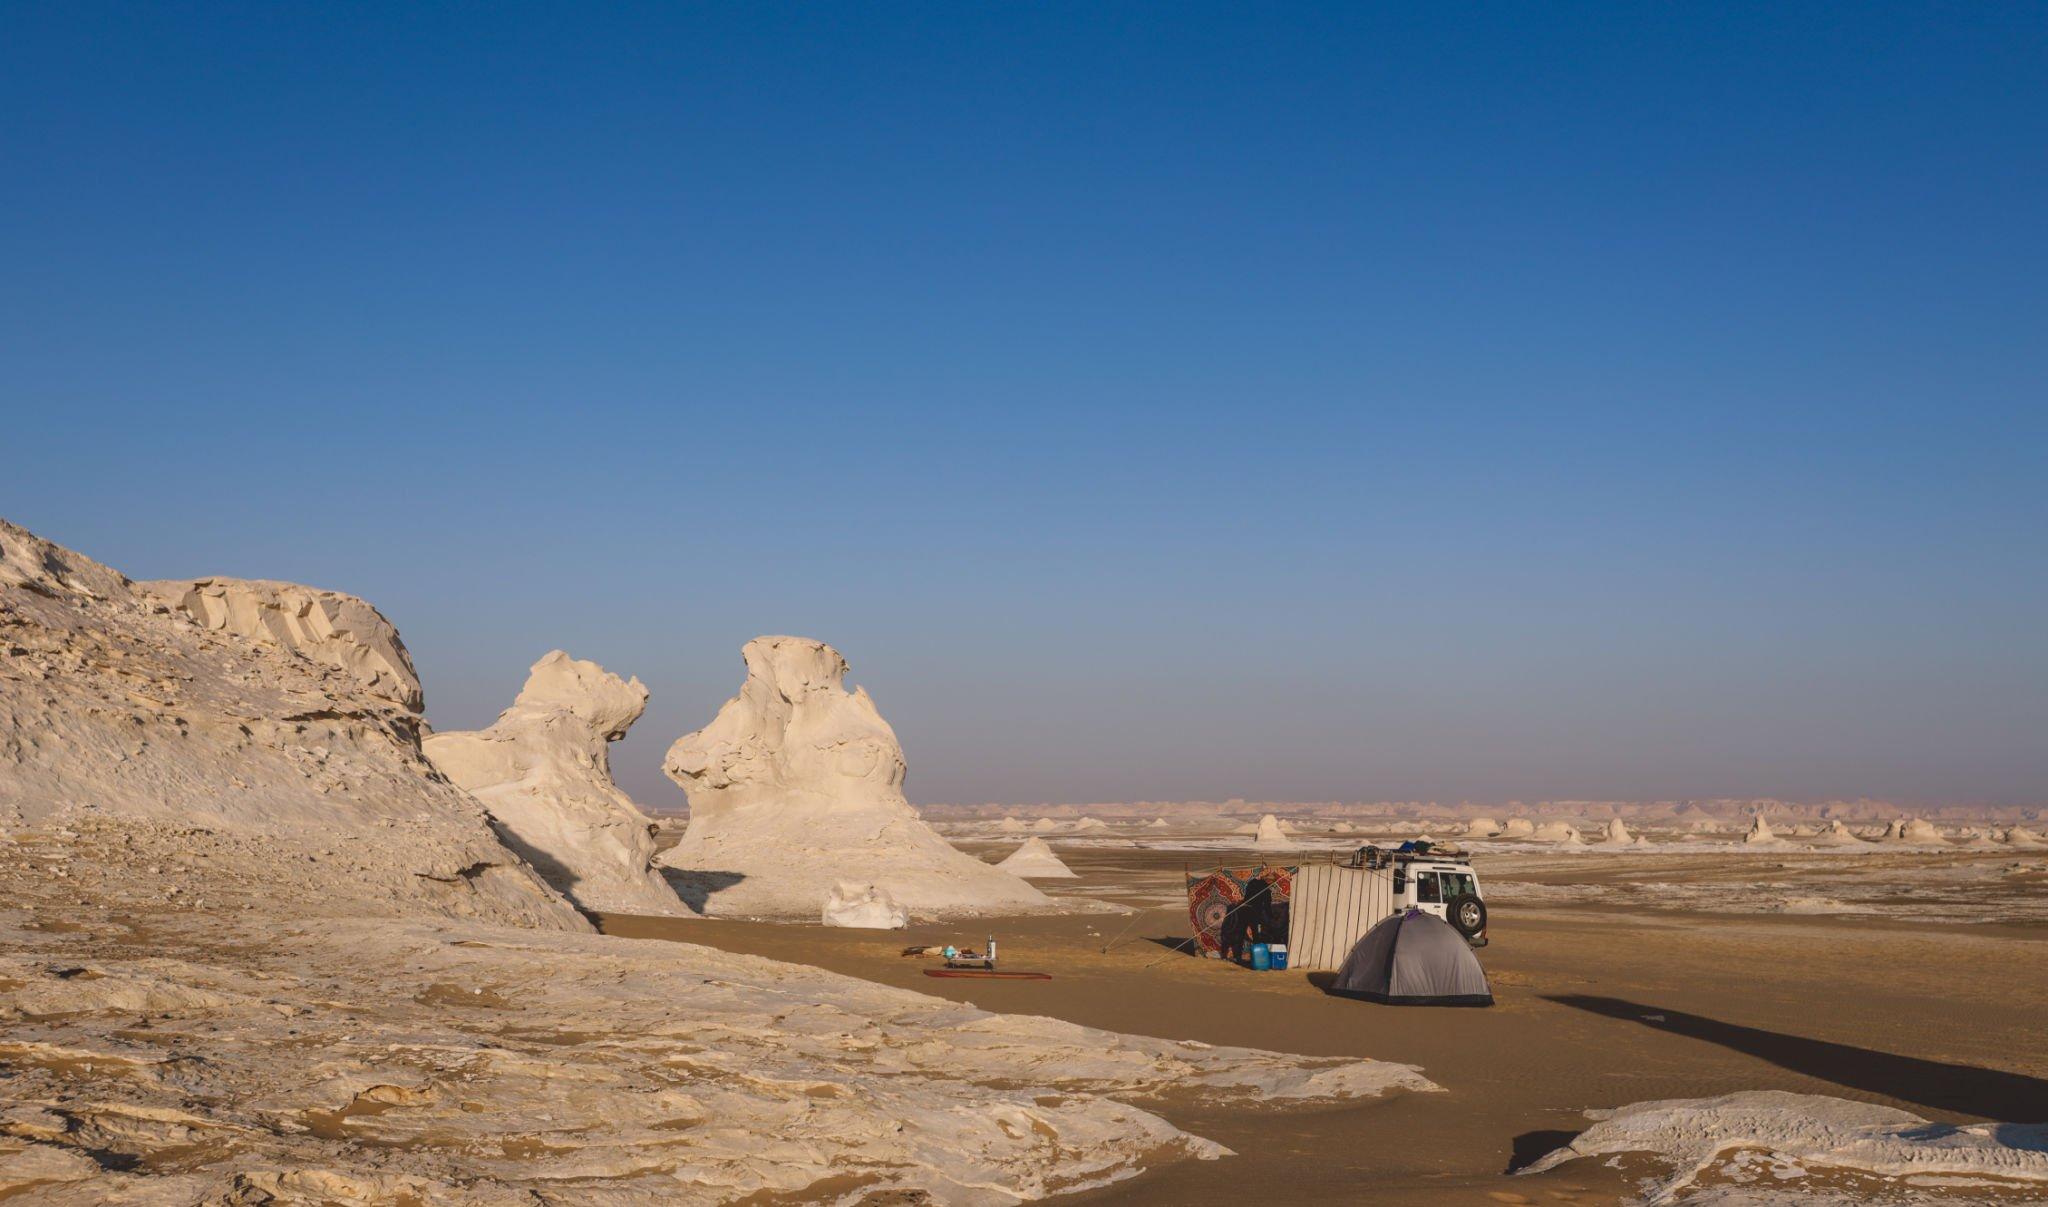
1250,942,1271,971
1269,944,1289,971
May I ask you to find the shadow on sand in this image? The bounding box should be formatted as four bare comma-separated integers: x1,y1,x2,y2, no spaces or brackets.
1545,994,2048,1122
658,868,747,914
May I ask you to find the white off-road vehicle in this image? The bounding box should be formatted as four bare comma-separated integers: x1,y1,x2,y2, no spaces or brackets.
1354,844,1488,946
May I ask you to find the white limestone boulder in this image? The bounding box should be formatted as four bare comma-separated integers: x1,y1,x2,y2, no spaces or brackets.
656,637,1052,919
425,651,684,916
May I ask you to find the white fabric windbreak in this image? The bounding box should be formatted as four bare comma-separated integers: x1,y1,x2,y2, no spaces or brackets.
1286,862,1397,971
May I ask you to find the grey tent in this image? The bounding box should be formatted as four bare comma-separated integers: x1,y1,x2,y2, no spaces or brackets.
1329,909,1493,1006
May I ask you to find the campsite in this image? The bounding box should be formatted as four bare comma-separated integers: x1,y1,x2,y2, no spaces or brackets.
605,826,2048,1204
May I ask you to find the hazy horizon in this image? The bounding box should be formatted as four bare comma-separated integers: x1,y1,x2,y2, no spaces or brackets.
6,6,2043,809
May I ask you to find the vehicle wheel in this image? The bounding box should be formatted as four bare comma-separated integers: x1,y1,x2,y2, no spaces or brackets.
1447,893,1487,938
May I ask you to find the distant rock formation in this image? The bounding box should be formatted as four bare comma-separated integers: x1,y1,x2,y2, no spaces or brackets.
1253,814,1291,850
2000,826,2046,847
656,637,1051,919
1600,818,1645,846
1882,818,1947,844
1501,818,1536,838
1530,821,1584,845
995,836,1078,879
1464,818,1503,838
996,817,1029,833
1814,820,1866,845
1743,815,1779,844
425,651,683,917
0,520,583,931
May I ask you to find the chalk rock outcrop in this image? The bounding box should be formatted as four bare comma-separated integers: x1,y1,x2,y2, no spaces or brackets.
2001,826,2047,848
140,577,424,713
1815,819,1866,845
996,836,1079,879
656,637,1052,918
1600,818,1646,846
1464,818,1503,838
1884,818,1947,844
1743,815,1780,844
1530,821,1585,845
996,816,1029,833
1500,818,1536,838
424,651,683,916
0,520,583,930
822,882,908,928
1252,813,1292,850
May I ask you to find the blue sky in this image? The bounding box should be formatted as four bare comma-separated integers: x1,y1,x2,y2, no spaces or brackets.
4,4,2043,807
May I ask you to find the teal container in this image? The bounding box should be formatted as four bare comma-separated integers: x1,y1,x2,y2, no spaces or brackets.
1250,942,1271,971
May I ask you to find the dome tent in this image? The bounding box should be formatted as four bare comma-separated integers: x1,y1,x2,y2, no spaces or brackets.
1328,910,1493,1007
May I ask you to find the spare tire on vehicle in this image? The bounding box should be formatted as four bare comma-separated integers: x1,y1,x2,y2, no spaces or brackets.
1446,893,1487,939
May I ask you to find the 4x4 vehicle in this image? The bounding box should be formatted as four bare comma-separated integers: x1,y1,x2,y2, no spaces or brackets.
1352,844,1488,946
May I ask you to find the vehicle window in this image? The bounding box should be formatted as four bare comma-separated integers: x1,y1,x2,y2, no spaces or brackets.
1416,873,1442,903
1439,873,1476,899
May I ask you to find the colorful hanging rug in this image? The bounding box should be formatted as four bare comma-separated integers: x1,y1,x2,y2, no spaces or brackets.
1185,864,1295,957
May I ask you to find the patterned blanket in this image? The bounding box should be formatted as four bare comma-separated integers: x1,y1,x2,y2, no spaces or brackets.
1185,864,1295,957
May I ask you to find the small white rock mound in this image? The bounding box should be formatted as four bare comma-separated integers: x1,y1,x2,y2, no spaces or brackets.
1522,1090,2048,1203
1881,817,1948,844
1742,814,1779,844
1500,818,1536,838
1148,816,1170,828
822,882,908,929
1599,818,1644,846
656,637,1051,919
0,521,584,931
425,651,684,917
1031,817,1061,832
2001,826,2047,848
1464,817,1503,838
1252,814,1292,850
996,816,1029,833
1813,819,1866,845
1530,820,1584,845
995,836,1079,879
1071,816,1110,832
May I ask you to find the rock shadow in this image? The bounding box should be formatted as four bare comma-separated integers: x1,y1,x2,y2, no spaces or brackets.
658,868,748,915
1506,1129,1581,1174
1545,994,2048,1122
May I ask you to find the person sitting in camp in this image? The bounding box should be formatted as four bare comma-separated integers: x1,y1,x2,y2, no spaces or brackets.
1221,873,1277,964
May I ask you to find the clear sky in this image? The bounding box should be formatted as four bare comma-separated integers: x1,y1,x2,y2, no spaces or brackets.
4,4,2044,809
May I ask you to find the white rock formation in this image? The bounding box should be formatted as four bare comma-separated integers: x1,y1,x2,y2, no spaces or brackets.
996,816,1029,833
1523,1091,2048,1203
1500,818,1536,838
1464,817,1503,838
1881,817,1947,844
1032,817,1061,832
1814,819,1866,845
1743,815,1779,844
1148,816,1170,828
822,882,908,928
656,637,1052,918
139,575,424,712
995,836,1079,879
2001,826,2047,848
1530,821,1584,845
424,651,683,917
0,520,582,931
1599,818,1646,846
1252,813,1291,850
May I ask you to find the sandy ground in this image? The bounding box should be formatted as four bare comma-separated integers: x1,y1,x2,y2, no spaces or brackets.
608,840,2048,1205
